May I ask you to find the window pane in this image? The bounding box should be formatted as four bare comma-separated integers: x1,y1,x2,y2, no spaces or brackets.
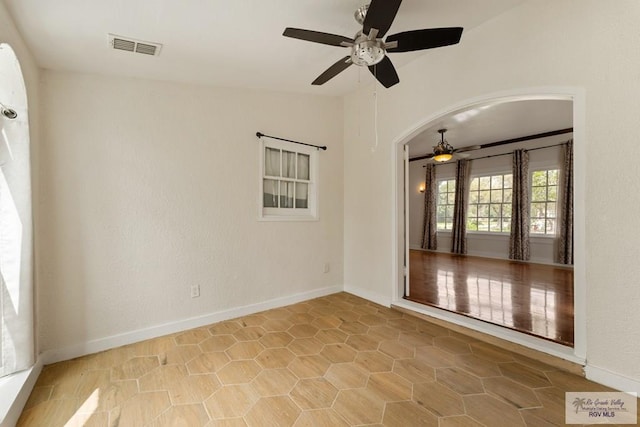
295,182,308,208
531,219,545,233
265,148,280,176
469,191,479,204
528,169,560,235
468,173,515,234
263,179,278,207
479,177,490,190
531,202,546,218
282,151,296,178
438,181,448,192
469,178,479,191
546,202,556,218
447,192,456,204
532,186,547,202
297,154,310,180
438,193,448,204
546,219,556,234
279,181,294,208
445,205,454,219
532,170,547,186
447,180,456,192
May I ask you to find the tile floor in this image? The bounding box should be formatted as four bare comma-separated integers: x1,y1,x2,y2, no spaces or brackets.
17,292,639,426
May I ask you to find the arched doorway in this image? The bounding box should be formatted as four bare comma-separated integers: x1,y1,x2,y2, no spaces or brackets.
0,42,34,377
391,89,586,364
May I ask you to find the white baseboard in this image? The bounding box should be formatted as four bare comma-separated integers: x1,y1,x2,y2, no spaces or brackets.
585,364,640,395
0,359,42,427
343,285,391,308
41,285,342,365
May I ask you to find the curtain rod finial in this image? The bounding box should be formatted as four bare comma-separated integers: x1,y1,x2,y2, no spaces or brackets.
256,132,264,138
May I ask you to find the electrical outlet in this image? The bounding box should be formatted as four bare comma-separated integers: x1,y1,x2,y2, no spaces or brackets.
323,263,330,273
190,284,200,298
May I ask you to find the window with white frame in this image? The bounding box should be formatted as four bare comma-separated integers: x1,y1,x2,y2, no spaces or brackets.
436,179,456,230
530,169,559,234
467,173,513,233
260,139,318,220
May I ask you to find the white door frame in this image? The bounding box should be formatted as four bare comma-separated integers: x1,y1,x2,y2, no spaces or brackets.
390,87,586,364
403,144,410,298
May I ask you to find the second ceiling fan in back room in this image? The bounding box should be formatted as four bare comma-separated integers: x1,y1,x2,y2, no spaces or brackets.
282,0,464,88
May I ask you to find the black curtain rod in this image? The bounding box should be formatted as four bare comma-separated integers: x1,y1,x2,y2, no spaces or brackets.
423,141,570,166
256,132,327,151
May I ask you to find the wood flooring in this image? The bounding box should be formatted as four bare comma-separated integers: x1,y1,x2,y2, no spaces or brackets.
408,250,574,346
18,292,634,426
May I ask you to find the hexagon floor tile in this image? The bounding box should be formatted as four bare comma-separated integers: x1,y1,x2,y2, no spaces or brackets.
17,292,639,426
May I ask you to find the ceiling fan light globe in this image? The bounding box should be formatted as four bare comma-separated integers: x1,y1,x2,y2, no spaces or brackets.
433,153,453,162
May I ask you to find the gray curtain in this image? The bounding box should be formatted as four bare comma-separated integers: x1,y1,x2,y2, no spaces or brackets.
557,140,574,264
451,159,471,254
421,163,437,250
509,149,530,260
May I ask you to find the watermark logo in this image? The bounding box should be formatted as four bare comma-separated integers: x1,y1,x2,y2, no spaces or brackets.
566,392,637,424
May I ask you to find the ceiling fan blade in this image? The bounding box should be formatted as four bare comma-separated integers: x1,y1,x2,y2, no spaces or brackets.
312,56,353,85
283,28,353,47
368,56,399,88
386,27,463,53
363,0,402,38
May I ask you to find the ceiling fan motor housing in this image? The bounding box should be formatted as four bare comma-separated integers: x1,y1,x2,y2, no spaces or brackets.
351,33,385,66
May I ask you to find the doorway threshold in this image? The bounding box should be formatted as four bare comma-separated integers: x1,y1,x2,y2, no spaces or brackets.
392,298,585,375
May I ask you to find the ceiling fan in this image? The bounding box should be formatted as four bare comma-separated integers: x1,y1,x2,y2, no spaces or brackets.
428,128,480,162
282,0,463,88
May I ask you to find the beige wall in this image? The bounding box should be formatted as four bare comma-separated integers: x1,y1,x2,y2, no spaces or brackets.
38,71,344,354
344,0,640,387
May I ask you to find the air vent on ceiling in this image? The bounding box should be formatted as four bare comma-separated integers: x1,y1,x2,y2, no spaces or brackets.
108,34,162,56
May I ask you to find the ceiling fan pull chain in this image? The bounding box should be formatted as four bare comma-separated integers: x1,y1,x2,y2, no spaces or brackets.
372,66,379,153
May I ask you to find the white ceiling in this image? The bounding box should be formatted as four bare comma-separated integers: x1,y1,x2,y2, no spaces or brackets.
4,0,524,96
7,0,567,151
407,99,573,159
